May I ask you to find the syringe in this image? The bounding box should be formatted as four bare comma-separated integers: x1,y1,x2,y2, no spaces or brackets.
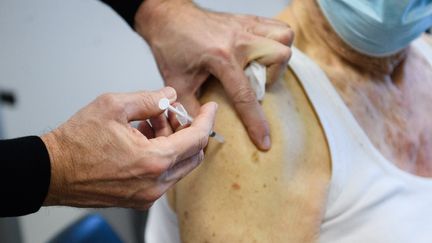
158,98,225,143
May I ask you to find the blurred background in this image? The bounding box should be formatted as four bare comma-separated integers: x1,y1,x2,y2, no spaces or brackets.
0,0,290,242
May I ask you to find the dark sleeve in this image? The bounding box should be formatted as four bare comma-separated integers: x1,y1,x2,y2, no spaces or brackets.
100,0,144,28
0,136,51,217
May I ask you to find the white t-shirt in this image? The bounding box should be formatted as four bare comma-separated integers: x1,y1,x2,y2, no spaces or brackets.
145,38,432,243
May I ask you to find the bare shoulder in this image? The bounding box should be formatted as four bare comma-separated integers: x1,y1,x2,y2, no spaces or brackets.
169,70,331,243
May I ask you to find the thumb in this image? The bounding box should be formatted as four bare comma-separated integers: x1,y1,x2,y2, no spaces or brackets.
122,87,177,121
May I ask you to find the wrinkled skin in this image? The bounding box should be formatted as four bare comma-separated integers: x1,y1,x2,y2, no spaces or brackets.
42,87,217,210
135,0,294,150
166,0,432,242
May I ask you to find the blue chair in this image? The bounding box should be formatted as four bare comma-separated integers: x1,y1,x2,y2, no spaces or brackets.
48,214,123,243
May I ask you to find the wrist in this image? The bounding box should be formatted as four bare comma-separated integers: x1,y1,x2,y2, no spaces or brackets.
134,0,194,44
41,129,72,206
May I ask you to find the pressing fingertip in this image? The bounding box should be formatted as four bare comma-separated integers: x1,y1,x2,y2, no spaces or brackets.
202,101,218,112
161,86,177,102
261,135,271,150
209,102,218,111
249,123,271,151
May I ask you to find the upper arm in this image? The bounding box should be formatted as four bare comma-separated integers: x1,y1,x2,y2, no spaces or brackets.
169,71,331,243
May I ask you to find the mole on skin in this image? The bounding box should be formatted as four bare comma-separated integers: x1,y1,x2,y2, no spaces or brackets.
231,183,241,190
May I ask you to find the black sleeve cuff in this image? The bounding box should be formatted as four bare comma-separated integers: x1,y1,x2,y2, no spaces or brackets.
100,0,144,28
0,136,51,217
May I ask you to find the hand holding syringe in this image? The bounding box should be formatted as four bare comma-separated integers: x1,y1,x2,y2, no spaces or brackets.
158,98,225,143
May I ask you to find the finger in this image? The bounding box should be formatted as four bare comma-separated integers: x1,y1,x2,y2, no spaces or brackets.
246,36,292,65
267,61,289,85
245,36,292,84
151,102,217,164
149,113,173,137
167,103,182,131
249,22,294,46
159,150,204,182
208,57,271,150
122,87,177,122
137,120,155,138
167,103,191,132
168,113,190,133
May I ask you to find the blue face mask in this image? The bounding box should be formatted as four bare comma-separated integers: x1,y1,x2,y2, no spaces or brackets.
318,0,432,57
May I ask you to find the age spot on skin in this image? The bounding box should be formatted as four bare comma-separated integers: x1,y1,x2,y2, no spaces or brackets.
232,182,241,190
252,151,259,163
184,211,189,219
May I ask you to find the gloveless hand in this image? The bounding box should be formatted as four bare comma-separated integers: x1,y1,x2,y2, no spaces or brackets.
41,87,217,210
135,0,293,150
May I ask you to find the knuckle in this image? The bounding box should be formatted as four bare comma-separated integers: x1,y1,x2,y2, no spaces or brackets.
138,188,163,204
208,46,232,62
97,93,117,106
145,160,168,176
279,29,295,46
135,155,165,176
97,93,122,111
139,146,174,176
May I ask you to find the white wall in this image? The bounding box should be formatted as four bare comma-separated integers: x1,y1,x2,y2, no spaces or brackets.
0,0,290,242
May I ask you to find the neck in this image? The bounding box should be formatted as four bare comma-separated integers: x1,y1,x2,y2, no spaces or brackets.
278,0,407,77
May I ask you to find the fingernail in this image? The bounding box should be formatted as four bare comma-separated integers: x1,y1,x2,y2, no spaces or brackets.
162,87,177,101
262,135,271,150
